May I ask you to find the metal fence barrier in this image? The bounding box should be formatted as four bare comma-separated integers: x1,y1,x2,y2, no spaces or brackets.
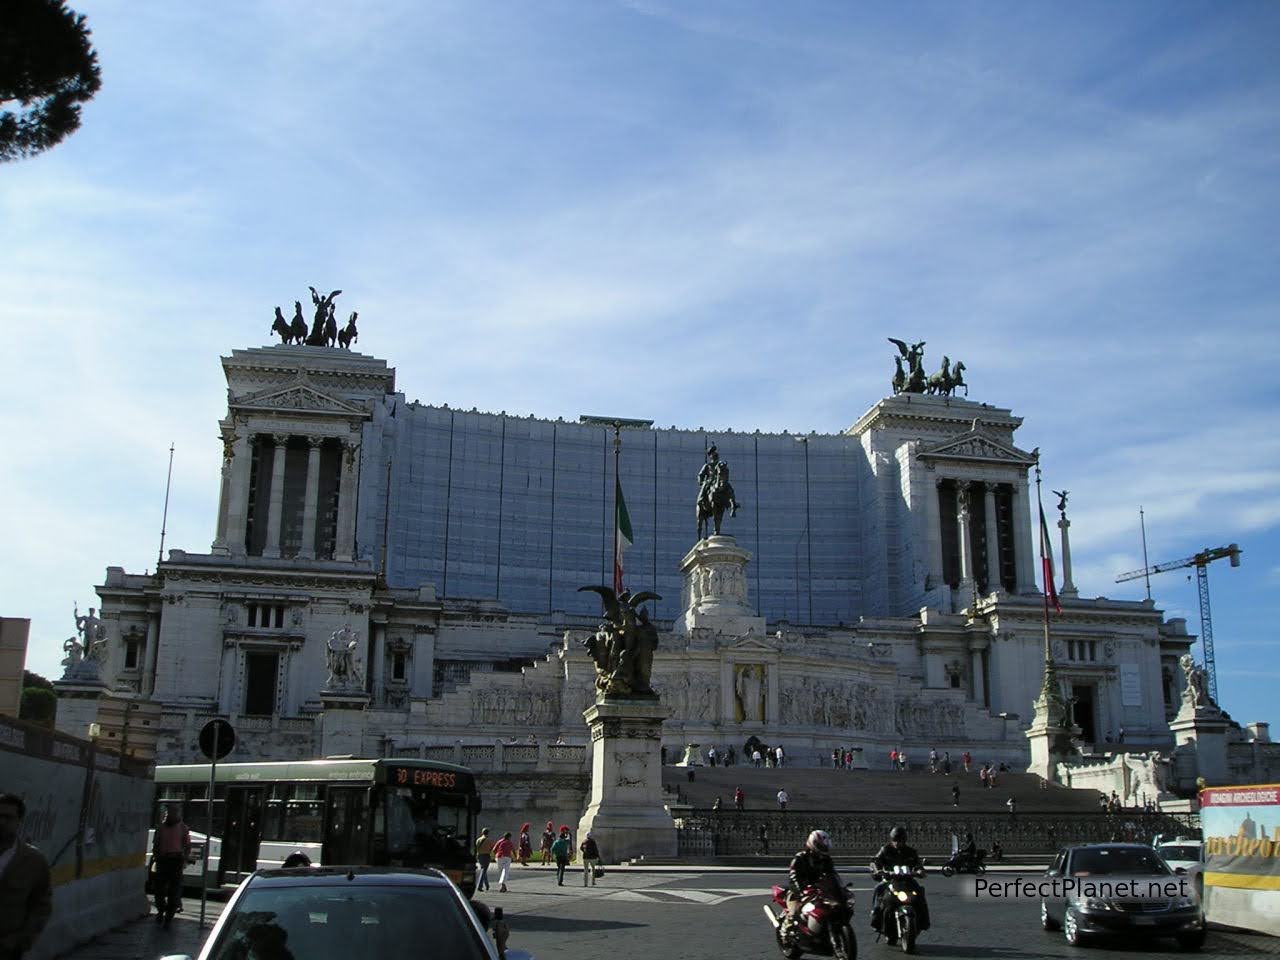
675,810,1200,859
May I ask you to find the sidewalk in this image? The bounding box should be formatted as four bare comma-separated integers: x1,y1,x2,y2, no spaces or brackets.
57,899,221,960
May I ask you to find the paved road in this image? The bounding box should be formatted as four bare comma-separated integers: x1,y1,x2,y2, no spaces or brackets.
60,866,1277,960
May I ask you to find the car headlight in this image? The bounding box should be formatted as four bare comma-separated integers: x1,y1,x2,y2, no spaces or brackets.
894,890,911,902
1172,896,1197,910
1070,897,1113,912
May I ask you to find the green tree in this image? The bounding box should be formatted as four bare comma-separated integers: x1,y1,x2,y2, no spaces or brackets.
0,0,102,163
20,686,57,728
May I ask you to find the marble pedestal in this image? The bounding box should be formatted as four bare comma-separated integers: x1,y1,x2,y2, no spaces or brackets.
676,536,765,637
577,698,677,862
318,689,371,757
53,674,109,742
1026,718,1078,783
1169,703,1231,786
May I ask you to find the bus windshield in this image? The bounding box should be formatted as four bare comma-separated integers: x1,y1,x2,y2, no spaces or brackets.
383,787,472,863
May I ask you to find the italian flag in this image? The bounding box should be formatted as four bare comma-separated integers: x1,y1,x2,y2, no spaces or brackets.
1038,497,1062,614
614,475,633,594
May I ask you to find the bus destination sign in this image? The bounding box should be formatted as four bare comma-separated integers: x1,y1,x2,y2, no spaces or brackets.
387,766,471,792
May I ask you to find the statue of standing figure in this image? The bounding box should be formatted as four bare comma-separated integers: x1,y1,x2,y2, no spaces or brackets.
74,604,107,660
307,287,342,345
696,444,740,539
325,624,363,688
1179,654,1211,709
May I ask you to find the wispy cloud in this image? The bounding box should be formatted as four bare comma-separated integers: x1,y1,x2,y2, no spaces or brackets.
2,3,1278,726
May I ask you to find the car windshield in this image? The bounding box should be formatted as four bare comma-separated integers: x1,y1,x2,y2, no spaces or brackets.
1071,847,1170,876
207,883,490,960
383,789,471,862
1158,845,1201,863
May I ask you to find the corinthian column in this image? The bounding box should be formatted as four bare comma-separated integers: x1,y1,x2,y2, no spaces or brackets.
956,480,976,610
983,483,1001,591
224,429,254,557
335,439,360,562
262,434,289,559
1058,512,1078,598
299,436,323,559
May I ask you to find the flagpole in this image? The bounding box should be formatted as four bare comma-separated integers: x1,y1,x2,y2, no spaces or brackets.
611,424,621,593
580,414,653,595
1037,461,1050,664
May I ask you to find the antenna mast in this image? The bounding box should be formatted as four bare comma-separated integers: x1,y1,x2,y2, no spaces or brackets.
157,443,175,567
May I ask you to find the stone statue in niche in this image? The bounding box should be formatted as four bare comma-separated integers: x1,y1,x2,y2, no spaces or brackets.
734,663,766,723
325,624,363,689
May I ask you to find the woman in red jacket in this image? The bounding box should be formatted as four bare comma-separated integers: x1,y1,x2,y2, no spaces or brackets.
492,831,515,892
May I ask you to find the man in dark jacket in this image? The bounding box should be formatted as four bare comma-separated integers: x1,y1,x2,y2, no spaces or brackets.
870,825,930,939
781,830,845,936
0,793,52,960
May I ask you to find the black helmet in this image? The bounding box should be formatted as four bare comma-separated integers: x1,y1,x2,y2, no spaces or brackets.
890,826,907,844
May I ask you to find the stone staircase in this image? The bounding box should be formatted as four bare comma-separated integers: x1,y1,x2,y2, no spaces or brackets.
664,764,1105,812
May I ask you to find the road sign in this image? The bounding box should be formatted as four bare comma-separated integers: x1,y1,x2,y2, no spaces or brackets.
198,718,235,761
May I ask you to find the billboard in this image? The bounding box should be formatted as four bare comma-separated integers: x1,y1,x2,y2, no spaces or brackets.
1201,783,1280,936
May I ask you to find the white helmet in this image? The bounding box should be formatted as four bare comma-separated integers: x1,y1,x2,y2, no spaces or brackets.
806,830,831,853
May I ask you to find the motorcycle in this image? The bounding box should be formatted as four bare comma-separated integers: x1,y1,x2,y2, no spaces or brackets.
871,864,928,954
762,876,857,960
940,848,985,877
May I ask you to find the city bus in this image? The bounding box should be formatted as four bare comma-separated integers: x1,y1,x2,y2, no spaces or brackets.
151,758,480,895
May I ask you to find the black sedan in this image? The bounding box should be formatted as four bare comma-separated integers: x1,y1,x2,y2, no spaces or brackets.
1040,843,1205,950
164,866,531,960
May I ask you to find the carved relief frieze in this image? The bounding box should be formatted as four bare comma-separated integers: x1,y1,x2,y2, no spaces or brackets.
894,697,967,739
779,675,893,733
655,670,719,723
468,687,561,727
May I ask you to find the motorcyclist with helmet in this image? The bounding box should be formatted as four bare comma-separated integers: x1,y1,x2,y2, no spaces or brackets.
781,830,848,937
870,825,930,941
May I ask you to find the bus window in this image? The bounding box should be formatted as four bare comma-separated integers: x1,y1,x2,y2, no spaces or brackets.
184,783,227,838
263,783,289,842
382,787,471,864
284,785,324,842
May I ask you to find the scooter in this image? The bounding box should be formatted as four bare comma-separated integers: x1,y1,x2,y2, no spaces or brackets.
871,864,928,954
763,877,857,960
940,848,985,877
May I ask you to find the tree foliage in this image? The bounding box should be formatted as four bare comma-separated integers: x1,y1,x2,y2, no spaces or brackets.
23,669,53,690
0,0,102,162
20,686,57,727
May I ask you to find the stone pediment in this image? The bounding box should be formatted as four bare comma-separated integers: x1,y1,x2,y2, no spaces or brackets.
725,633,779,653
233,383,365,418
917,425,1036,467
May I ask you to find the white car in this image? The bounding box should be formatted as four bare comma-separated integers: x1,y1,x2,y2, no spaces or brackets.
1156,840,1204,895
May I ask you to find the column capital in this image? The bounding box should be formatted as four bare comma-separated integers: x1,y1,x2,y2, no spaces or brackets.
307,435,326,448
272,432,291,446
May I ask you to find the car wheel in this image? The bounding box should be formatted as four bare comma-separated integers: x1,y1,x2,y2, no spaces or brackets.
1041,901,1060,932
941,865,954,878
1176,931,1206,952
1064,909,1089,948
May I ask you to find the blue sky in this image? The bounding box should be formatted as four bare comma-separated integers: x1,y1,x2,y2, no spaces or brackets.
3,2,1278,727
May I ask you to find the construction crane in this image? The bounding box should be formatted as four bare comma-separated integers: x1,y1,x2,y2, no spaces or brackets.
1116,543,1241,704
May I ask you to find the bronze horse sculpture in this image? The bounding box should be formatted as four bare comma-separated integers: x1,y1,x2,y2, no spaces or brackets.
289,301,308,343
697,463,739,540
271,307,297,344
338,312,358,349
